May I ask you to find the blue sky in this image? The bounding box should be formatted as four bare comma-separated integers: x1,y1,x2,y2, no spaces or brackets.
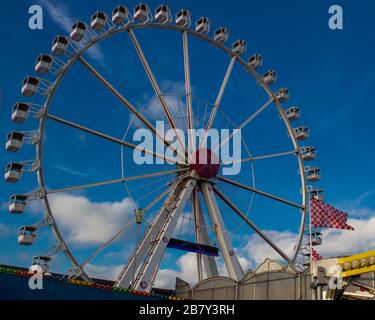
0,0,375,288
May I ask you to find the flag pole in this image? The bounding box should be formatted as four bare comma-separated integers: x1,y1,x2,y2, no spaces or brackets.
308,194,316,300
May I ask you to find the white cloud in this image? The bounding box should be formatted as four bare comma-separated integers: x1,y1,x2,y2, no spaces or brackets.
154,268,181,289
53,163,91,177
240,230,298,268
336,190,375,218
238,255,251,272
85,263,124,281
39,0,72,31
40,0,104,61
154,251,251,289
240,213,375,265
133,81,187,130
154,252,200,289
48,193,137,246
318,215,375,257
22,187,375,289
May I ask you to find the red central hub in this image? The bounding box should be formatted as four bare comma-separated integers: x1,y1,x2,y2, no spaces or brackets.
190,148,220,179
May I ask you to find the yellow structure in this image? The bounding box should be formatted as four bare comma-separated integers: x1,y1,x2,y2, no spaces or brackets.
338,250,375,278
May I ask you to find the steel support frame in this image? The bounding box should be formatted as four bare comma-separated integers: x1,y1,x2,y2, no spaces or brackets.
200,182,244,281
132,178,197,291
116,181,184,288
193,188,219,279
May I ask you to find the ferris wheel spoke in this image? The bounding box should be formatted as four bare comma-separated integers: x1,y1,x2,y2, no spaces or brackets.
215,98,273,153
238,98,274,130
128,29,186,159
183,31,194,154
222,149,297,165
80,219,136,269
218,176,304,209
79,189,170,270
205,56,237,133
213,186,291,262
46,113,175,163
46,169,185,195
77,56,185,164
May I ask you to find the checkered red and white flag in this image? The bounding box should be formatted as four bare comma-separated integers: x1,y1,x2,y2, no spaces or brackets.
311,248,323,261
310,197,354,231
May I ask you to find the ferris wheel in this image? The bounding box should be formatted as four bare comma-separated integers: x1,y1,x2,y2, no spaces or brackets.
4,3,321,292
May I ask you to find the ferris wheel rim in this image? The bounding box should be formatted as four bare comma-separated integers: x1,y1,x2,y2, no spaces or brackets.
29,18,307,282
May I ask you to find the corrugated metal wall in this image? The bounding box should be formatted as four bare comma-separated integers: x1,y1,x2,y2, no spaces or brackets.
175,260,314,300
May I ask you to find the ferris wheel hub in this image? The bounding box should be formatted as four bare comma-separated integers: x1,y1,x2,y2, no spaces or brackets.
190,148,220,179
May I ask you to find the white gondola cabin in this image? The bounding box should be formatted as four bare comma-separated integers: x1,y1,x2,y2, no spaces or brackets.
30,256,51,274
18,226,36,246
274,88,289,102
134,3,149,23
91,11,106,31
9,195,27,214
70,22,87,42
51,36,68,55
214,27,229,43
309,232,323,246
300,146,316,161
196,17,210,34
305,166,321,182
12,103,30,123
112,5,128,25
310,189,324,201
4,162,24,183
6,131,24,152
285,106,300,121
293,126,309,141
176,9,191,27
262,70,277,85
232,40,247,55
155,5,171,24
248,54,262,70
35,54,52,74
22,76,39,97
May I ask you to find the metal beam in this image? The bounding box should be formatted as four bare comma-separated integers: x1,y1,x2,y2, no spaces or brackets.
78,56,185,164
116,180,188,289
213,186,291,262
238,98,274,129
183,31,194,155
80,219,135,269
193,188,219,279
78,189,170,270
47,113,175,164
46,169,184,195
133,178,197,291
205,56,236,132
215,98,273,154
222,150,297,165
128,29,186,160
192,191,203,281
218,176,304,209
200,182,244,281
